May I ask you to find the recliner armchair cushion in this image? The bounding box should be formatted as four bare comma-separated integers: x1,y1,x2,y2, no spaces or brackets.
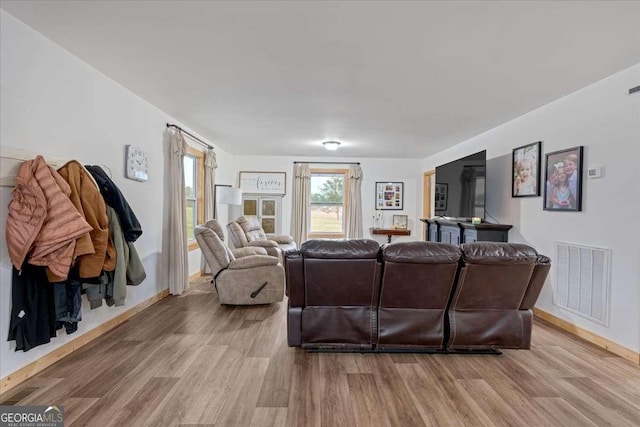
204,219,226,241
236,215,268,241
247,240,278,248
195,225,231,277
233,247,268,258
268,234,294,244
228,216,297,251
195,224,284,305
201,219,267,259
228,255,280,270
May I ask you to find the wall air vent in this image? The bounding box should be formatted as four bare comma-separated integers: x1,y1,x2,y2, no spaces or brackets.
553,242,611,326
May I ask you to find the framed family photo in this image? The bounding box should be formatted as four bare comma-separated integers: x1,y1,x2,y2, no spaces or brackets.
392,214,408,230
543,146,583,212
434,183,448,211
512,141,541,197
375,182,403,210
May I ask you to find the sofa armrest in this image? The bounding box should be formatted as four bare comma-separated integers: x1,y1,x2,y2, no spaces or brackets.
267,234,294,244
284,251,304,305
228,255,280,270
232,247,268,258
520,254,551,309
247,240,279,248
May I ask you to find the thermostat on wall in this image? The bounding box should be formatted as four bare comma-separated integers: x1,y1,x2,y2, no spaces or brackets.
588,166,603,179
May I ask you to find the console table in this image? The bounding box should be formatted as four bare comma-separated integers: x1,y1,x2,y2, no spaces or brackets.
419,219,512,244
369,227,411,243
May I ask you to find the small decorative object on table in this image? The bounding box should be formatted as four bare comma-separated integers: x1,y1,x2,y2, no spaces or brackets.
392,214,408,230
372,211,384,228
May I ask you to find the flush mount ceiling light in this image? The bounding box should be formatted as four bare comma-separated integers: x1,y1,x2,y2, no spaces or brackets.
322,140,341,151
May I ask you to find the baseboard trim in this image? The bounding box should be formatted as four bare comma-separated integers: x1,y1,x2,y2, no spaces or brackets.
533,308,640,365
189,271,202,282
0,288,170,395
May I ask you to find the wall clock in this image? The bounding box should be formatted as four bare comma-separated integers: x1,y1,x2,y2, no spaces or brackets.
125,145,148,182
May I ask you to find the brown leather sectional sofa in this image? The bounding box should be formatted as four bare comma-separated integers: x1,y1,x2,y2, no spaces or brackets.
285,239,550,353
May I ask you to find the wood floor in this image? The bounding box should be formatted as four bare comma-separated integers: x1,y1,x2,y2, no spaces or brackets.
2,276,640,427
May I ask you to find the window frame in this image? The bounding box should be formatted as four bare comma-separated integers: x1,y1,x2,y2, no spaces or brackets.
185,145,205,251
308,168,349,239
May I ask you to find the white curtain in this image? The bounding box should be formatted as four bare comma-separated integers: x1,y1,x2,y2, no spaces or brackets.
291,163,311,245
347,163,363,238
201,148,217,274
167,130,189,295
204,148,217,221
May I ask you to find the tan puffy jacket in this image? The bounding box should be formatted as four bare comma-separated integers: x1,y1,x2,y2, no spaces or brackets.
58,160,116,279
6,156,92,279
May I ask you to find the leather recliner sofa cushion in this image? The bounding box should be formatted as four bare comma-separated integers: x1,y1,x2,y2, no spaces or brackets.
299,239,381,349
447,243,539,350
378,242,462,350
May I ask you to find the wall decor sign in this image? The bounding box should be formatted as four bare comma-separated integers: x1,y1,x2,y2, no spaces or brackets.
543,146,583,212
375,181,403,210
239,171,286,195
512,141,541,197
125,145,148,182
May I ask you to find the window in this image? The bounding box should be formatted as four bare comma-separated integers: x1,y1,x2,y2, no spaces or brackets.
184,146,204,250
309,169,349,238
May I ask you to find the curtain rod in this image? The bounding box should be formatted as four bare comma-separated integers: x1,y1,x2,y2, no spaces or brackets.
166,123,213,150
293,161,360,165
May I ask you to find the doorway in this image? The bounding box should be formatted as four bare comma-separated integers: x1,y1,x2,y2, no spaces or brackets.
422,170,435,239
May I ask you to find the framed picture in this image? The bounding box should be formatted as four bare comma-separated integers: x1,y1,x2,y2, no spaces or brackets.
239,171,286,195
375,182,403,210
434,183,448,211
512,141,541,197
392,214,408,230
543,146,583,211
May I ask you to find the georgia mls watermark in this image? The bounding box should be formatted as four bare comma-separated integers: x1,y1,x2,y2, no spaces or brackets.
0,406,63,427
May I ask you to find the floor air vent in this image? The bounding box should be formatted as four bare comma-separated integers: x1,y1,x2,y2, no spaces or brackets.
553,242,611,326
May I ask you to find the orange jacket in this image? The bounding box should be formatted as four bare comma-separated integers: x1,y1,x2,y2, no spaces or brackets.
58,161,116,278
6,156,92,279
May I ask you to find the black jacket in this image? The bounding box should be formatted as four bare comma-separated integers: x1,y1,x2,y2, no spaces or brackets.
8,263,57,352
85,165,143,242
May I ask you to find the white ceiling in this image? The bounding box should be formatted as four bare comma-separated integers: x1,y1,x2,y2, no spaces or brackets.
2,1,639,159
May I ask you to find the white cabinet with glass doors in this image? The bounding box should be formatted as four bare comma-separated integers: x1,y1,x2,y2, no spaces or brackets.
242,196,282,234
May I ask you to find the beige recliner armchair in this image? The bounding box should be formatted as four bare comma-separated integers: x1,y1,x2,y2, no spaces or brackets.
195,220,284,305
227,216,297,260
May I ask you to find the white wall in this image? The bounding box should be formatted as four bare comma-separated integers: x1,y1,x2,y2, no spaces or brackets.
421,64,640,352
0,11,234,378
233,156,423,245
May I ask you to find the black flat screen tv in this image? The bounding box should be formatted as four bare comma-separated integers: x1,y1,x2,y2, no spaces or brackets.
434,150,486,220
